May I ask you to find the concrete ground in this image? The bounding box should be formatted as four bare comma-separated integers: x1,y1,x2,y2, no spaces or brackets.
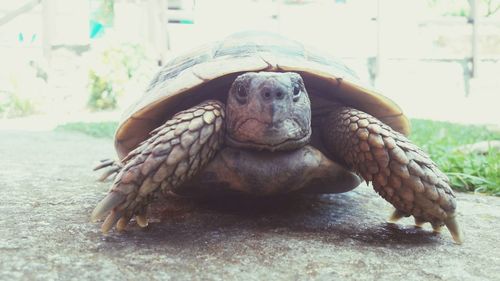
1,131,499,281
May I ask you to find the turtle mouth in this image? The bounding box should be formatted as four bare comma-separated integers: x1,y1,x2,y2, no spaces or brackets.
226,118,311,151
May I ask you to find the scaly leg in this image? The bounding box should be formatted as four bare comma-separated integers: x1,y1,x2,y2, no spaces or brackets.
322,106,463,243
91,100,225,233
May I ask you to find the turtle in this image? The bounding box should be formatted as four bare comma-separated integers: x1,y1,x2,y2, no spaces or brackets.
91,31,462,243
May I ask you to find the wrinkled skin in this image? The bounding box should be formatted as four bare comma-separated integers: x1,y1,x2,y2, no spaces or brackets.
93,72,462,244
226,72,311,151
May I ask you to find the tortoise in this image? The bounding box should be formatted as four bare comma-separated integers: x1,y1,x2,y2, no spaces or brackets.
92,31,462,243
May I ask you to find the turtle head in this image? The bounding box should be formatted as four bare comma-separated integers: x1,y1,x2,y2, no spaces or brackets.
226,72,311,151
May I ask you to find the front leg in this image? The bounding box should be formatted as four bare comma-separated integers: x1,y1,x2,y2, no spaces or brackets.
91,100,225,233
322,106,462,243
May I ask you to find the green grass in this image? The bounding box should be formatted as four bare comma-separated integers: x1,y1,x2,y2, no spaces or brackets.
55,121,118,139
410,119,499,196
56,119,500,195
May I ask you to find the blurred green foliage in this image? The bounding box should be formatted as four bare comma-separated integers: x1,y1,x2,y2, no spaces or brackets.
0,90,36,118
427,0,500,18
0,71,40,118
56,121,118,138
88,70,115,110
87,44,151,111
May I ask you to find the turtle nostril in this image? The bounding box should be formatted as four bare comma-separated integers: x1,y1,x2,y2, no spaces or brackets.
262,90,285,100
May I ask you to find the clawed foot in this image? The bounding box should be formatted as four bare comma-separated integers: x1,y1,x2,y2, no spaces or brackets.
388,209,463,244
322,107,463,244
93,159,141,233
91,100,226,234
94,159,123,181
91,191,150,233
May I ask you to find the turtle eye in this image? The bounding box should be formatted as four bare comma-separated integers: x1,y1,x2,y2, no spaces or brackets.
292,84,301,102
237,85,247,98
234,84,248,104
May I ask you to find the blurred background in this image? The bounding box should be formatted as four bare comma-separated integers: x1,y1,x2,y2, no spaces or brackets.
0,0,498,193
1,0,500,124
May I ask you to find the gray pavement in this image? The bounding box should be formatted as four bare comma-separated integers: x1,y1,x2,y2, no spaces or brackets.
0,131,499,281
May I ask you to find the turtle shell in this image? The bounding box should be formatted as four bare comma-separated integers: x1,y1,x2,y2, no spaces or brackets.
115,31,410,159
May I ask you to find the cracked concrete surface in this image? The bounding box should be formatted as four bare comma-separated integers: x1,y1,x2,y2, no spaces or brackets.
0,131,499,280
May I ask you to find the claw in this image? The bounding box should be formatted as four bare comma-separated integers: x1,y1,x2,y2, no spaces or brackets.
388,209,406,223
91,192,126,222
101,210,121,234
444,215,463,244
136,215,149,228
98,166,121,182
116,215,131,232
135,205,149,228
414,217,425,228
431,223,442,233
93,159,115,171
94,159,122,181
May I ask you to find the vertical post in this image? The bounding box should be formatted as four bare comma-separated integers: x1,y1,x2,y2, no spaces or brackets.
147,0,170,66
470,0,479,79
464,0,479,96
42,0,54,61
374,0,386,87
159,0,170,52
